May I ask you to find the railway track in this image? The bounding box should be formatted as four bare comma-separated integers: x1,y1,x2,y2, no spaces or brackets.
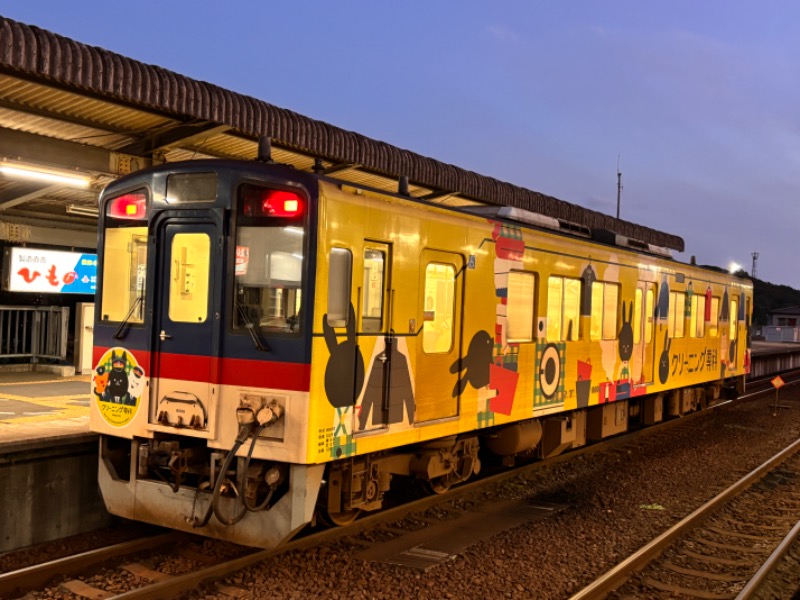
570,437,800,599
743,367,800,397
2,375,795,599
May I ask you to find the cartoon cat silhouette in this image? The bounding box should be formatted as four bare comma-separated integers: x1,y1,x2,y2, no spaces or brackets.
105,350,130,403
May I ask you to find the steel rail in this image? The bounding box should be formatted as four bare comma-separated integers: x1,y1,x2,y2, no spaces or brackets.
746,366,800,389
0,532,183,598
735,518,800,599
568,436,800,600
0,388,730,600
7,379,789,599
106,401,738,599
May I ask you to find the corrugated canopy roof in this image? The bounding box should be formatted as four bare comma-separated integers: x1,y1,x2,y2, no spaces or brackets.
0,15,685,252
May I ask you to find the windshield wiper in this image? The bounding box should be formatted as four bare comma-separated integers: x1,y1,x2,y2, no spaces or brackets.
237,301,270,352
113,295,144,340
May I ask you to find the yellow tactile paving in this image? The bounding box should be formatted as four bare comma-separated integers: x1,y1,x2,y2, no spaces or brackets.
0,394,89,424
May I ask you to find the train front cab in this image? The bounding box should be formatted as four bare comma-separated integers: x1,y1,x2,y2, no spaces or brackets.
90,162,326,547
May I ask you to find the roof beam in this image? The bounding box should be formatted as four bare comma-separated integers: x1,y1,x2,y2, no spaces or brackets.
117,122,231,157
0,127,148,176
0,127,112,173
0,96,126,139
324,162,361,175
421,190,459,203
0,183,60,210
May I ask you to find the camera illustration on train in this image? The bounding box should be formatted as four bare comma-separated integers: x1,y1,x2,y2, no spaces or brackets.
89,155,752,548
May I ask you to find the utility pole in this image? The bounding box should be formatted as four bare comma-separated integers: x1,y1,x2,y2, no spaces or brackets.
751,251,759,280
616,155,623,219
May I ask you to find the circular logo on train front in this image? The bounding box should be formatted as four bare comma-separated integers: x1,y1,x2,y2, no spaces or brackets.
93,347,146,427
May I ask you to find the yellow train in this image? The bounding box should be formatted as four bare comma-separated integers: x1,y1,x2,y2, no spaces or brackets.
90,158,752,547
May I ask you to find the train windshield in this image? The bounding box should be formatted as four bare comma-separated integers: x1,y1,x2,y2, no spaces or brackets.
99,190,148,324
233,183,305,334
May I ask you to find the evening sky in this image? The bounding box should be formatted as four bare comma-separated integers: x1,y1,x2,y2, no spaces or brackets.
2,2,796,288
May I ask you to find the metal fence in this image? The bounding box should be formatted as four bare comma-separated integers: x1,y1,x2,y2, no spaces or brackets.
0,306,69,361
761,326,800,343
750,347,800,379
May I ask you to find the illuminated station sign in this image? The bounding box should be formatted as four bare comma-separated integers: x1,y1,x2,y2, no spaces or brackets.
4,247,97,294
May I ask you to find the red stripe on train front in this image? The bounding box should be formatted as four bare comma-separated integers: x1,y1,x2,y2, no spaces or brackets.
92,347,311,392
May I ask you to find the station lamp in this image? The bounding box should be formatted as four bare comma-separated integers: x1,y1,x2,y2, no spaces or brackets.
0,161,91,188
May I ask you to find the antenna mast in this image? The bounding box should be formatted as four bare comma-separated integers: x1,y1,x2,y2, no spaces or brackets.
616,155,623,219
751,251,759,279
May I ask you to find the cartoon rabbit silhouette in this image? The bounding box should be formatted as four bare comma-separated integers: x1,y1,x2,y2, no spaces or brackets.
618,302,634,362
658,331,671,384
322,304,365,408
618,301,634,382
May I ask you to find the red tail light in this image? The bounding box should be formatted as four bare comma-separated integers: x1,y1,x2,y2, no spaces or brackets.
243,187,305,218
107,192,147,219
262,190,303,216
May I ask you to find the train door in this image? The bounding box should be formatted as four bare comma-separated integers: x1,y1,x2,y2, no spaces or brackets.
151,220,219,429
634,282,656,384
414,250,464,423
355,242,403,432
728,295,738,368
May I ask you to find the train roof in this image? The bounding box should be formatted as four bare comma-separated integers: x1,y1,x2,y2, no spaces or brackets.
0,16,685,253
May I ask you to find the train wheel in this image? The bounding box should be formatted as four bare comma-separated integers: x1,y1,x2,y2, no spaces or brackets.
425,476,452,495
322,508,361,527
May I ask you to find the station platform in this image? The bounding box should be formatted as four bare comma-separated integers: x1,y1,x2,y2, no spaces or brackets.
0,371,92,448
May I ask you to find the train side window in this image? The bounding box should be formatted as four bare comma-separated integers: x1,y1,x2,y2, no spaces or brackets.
422,263,455,353
633,288,642,344
691,294,706,337
708,296,720,336
589,281,618,341
746,297,751,327
168,233,210,323
507,271,536,343
645,288,654,343
668,291,685,338
327,248,352,327
548,276,581,341
361,248,385,333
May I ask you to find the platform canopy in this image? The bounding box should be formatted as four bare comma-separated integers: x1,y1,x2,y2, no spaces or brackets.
0,16,684,252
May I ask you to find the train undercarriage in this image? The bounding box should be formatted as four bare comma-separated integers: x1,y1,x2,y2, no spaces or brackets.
98,377,742,548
